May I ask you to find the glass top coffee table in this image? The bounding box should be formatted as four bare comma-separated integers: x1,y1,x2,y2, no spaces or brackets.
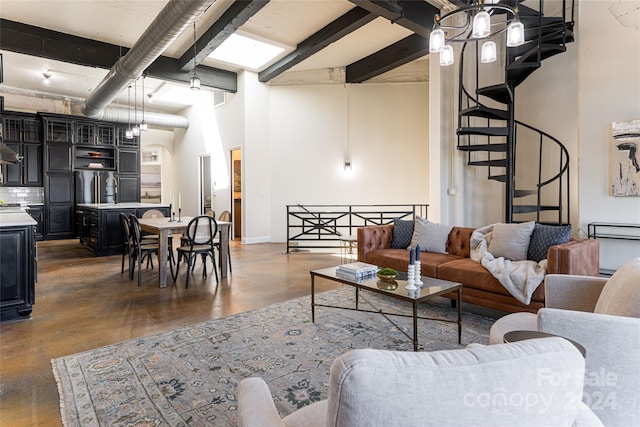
310,266,463,351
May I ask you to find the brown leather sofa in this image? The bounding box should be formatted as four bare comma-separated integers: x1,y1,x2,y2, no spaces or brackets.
357,224,600,313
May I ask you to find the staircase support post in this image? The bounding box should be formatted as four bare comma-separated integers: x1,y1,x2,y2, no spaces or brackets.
505,87,515,223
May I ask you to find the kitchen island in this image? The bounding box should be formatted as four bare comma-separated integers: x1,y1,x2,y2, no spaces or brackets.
0,212,37,321
75,203,170,256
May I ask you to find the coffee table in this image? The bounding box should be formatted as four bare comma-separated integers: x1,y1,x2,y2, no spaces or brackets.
310,267,462,351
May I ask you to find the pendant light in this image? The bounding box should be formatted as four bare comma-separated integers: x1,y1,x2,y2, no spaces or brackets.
440,44,454,66
190,21,201,91
126,85,133,139
506,17,525,47
429,26,445,53
140,73,148,131
472,9,491,38
481,40,497,63
132,78,140,137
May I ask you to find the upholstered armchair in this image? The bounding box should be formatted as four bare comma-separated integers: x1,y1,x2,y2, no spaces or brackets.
237,339,602,427
490,258,640,427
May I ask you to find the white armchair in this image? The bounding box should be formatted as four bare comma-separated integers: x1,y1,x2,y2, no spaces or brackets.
489,258,640,427
237,338,602,427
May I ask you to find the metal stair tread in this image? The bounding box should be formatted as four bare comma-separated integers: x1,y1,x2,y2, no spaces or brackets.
476,84,513,104
457,127,509,137
513,205,561,213
468,159,507,167
459,106,509,120
457,143,508,152
514,189,538,197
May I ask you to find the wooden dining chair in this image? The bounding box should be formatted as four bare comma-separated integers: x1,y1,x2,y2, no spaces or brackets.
174,215,219,288
141,208,175,264
129,214,160,286
215,210,233,273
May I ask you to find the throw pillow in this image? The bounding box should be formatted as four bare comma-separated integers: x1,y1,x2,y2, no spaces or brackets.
409,217,453,254
594,258,640,318
527,224,572,262
488,221,535,261
390,219,414,249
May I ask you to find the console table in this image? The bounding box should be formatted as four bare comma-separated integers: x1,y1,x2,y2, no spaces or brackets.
588,222,640,275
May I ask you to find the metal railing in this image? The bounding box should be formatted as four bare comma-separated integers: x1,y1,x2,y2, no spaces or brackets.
286,204,428,254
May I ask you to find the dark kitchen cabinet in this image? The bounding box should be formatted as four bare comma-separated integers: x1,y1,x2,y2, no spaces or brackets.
1,114,43,186
44,172,75,239
0,224,36,321
118,175,141,203
118,148,139,174
117,126,139,147
78,206,168,255
27,205,45,241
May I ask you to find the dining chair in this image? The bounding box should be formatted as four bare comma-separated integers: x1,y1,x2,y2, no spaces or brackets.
129,214,160,286
141,208,175,264
174,215,219,288
119,213,135,279
215,210,233,273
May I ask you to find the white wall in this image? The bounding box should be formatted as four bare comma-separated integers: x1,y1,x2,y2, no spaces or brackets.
577,0,640,270
268,82,429,242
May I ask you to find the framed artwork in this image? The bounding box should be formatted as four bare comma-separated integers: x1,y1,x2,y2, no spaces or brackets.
610,119,640,196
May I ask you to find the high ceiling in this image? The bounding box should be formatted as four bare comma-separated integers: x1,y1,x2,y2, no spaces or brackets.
0,0,447,114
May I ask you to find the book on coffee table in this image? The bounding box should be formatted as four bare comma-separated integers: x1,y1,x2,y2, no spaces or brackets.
336,262,378,279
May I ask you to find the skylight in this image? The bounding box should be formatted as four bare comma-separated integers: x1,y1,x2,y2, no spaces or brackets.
208,33,286,71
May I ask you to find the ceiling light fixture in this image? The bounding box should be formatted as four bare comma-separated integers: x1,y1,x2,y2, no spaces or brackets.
126,85,133,139
132,79,140,137
140,73,148,131
190,21,201,91
429,0,525,67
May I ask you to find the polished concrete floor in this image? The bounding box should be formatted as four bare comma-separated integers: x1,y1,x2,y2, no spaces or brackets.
0,239,344,426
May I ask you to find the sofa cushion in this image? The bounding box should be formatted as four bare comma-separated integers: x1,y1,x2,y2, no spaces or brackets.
390,219,414,249
409,217,453,254
594,258,640,317
364,249,461,278
488,221,535,261
527,224,572,262
437,258,545,303
446,227,475,258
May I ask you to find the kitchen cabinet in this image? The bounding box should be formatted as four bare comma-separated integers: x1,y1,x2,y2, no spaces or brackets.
27,205,45,241
117,126,139,147
74,120,116,170
118,175,141,203
77,204,169,256
44,172,75,239
0,218,37,322
118,148,139,174
1,114,43,186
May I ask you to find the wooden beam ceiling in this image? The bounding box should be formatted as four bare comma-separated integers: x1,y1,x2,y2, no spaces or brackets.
0,19,237,92
346,33,429,83
258,7,376,83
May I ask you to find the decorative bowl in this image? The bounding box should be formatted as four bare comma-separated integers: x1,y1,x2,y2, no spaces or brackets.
88,152,103,157
376,268,398,281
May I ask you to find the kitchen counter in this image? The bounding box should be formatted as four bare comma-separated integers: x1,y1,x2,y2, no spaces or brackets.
76,202,170,210
0,212,38,227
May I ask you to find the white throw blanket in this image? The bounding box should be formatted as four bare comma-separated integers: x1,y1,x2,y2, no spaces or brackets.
470,224,547,305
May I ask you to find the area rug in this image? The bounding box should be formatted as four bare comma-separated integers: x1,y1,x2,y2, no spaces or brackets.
52,287,494,426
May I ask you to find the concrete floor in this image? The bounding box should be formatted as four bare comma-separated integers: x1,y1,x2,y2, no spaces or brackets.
0,239,343,426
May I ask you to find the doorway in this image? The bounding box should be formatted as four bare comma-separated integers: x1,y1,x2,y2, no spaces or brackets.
231,149,242,238
199,154,212,215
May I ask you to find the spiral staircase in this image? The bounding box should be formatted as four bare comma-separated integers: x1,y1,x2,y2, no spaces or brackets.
456,0,575,224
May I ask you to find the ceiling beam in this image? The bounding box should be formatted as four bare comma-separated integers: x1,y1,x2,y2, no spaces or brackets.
346,33,428,83
0,19,237,92
178,0,270,72
348,0,439,38
258,7,376,83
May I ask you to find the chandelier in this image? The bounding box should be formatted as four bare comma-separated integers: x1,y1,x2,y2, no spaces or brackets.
429,0,525,66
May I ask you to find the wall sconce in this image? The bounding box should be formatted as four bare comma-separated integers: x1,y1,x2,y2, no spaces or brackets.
344,160,352,171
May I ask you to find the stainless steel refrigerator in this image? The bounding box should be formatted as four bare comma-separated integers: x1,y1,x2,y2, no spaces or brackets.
75,170,117,204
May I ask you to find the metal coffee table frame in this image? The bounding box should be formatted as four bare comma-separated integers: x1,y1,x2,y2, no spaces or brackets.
310,267,462,351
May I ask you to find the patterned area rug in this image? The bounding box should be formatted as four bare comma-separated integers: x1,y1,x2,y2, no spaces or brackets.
52,287,494,426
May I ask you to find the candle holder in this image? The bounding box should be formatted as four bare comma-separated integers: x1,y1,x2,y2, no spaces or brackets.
405,264,417,291
178,208,182,223
171,212,176,222
168,205,174,222
414,260,424,287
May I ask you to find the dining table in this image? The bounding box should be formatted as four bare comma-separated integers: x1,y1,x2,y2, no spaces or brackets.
137,216,232,288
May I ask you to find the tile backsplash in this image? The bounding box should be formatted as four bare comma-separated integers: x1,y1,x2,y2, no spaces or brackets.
0,187,44,205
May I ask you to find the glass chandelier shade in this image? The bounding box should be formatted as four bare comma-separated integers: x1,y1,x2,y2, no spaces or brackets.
481,40,497,63
506,18,525,47
429,28,445,53
440,45,454,66
472,10,491,38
